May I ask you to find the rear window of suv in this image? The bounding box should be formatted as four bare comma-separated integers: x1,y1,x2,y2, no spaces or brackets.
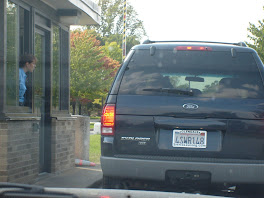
119,49,264,99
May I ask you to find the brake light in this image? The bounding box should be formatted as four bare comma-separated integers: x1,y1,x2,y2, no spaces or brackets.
176,46,212,51
101,104,115,136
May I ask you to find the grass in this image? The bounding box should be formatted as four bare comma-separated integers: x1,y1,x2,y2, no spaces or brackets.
89,134,101,164
91,116,101,120
90,123,94,130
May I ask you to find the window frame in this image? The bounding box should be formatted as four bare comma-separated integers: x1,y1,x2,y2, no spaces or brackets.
60,27,70,112
5,0,70,117
5,0,34,114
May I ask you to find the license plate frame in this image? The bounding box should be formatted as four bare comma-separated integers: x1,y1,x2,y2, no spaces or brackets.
172,130,207,148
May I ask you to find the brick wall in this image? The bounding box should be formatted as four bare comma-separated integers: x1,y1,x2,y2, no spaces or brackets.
0,117,77,183
51,118,75,173
0,121,8,182
0,120,39,183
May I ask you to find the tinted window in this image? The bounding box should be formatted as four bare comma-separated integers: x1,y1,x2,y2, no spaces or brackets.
119,49,264,99
52,24,60,112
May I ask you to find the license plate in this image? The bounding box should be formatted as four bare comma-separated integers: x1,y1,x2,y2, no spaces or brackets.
172,130,207,148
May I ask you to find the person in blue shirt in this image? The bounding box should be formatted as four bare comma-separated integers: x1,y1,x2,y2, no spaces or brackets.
19,54,37,106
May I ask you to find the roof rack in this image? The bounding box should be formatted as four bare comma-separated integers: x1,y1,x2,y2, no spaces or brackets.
237,42,247,47
142,40,247,47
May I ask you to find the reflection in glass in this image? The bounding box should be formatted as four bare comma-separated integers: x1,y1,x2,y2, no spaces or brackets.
52,25,60,112
34,33,44,116
6,1,18,106
119,50,264,99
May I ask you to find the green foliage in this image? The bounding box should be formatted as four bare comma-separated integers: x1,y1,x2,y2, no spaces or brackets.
90,0,146,38
70,29,120,111
34,33,44,114
103,41,122,63
103,34,140,57
90,123,95,130
6,1,18,106
87,0,146,53
91,116,101,120
52,25,60,110
70,0,147,114
71,29,104,100
247,7,264,62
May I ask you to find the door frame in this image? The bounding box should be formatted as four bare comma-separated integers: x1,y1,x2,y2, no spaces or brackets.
35,13,51,173
35,29,46,173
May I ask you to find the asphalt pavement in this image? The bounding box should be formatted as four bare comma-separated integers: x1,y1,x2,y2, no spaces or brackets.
32,163,263,197
33,164,102,188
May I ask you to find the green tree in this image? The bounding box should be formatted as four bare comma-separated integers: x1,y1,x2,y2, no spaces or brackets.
103,34,141,58
90,0,146,38
103,41,122,63
247,7,264,62
87,0,147,53
70,29,120,115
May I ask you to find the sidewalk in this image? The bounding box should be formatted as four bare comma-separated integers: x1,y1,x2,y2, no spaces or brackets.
33,118,102,189
33,164,102,188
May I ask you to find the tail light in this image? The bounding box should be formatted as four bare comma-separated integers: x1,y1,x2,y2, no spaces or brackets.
101,104,115,136
175,46,212,51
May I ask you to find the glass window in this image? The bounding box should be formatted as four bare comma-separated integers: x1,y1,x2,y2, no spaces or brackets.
6,1,31,112
19,7,30,55
60,29,69,111
34,32,44,116
6,1,19,106
52,25,60,112
119,49,264,99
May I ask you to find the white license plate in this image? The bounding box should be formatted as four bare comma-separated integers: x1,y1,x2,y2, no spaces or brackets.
172,130,207,148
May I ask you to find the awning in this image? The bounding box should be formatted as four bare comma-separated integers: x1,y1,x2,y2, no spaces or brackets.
41,0,101,25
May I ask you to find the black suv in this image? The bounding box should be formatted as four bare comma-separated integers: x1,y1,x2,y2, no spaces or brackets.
100,40,264,190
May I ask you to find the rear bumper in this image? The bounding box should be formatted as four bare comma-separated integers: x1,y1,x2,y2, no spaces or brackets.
101,156,264,184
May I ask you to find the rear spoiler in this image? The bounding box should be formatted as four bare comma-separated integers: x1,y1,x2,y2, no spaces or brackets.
142,40,247,47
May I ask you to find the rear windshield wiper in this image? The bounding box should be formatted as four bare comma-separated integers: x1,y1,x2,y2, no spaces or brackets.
142,88,194,96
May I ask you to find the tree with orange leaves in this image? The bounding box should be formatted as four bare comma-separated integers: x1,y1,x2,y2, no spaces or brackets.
70,29,120,115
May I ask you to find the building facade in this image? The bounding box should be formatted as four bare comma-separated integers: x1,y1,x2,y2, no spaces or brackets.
0,0,100,183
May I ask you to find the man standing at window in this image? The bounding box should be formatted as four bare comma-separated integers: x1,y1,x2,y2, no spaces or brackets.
19,54,37,106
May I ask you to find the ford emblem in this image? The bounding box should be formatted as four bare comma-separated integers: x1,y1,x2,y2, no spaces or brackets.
183,103,199,110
